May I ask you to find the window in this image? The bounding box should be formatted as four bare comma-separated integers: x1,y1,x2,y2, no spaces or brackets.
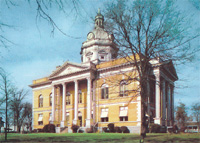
101,84,109,99
101,108,109,122
120,116,128,121
78,90,82,103
66,91,71,105
66,112,69,122
39,94,43,107
100,56,104,59
119,106,128,121
101,117,108,122
120,81,128,97
86,52,93,62
49,113,52,123
38,114,43,125
49,93,52,106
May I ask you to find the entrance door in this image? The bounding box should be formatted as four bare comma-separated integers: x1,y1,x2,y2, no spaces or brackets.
78,116,82,127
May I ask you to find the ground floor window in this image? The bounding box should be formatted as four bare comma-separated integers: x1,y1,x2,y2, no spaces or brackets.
101,117,108,122
119,116,128,121
38,114,43,125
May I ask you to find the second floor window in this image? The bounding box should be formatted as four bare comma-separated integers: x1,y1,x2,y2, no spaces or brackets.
49,93,52,106
101,84,109,99
120,81,128,97
39,94,43,107
78,90,82,103
66,91,71,105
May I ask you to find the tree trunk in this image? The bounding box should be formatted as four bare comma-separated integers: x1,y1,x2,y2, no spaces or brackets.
140,76,148,141
5,92,8,141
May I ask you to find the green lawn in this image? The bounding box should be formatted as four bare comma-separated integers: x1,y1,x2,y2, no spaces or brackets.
0,133,199,143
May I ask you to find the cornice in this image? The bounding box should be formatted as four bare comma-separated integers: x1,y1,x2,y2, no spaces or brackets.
29,80,52,88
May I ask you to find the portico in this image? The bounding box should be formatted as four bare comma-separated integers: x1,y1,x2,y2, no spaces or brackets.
49,62,95,128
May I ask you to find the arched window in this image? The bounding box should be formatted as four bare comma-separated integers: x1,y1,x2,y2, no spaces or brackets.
120,81,128,97
49,93,52,106
78,90,82,103
66,91,71,105
39,94,43,107
101,84,109,99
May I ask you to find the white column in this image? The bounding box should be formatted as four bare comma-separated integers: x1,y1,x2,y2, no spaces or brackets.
92,80,96,124
86,77,92,128
171,86,174,125
147,77,150,116
166,83,171,126
73,80,78,124
162,79,166,125
61,83,66,127
51,85,55,123
154,71,161,124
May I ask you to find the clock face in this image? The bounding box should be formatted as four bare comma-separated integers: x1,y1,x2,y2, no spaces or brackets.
87,32,94,40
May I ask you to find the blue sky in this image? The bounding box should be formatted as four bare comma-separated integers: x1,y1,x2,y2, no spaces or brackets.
0,0,199,113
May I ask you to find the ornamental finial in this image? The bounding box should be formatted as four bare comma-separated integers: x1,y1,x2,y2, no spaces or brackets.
98,8,101,14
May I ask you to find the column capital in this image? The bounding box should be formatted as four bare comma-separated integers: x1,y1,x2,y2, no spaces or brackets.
62,82,66,86
86,77,91,81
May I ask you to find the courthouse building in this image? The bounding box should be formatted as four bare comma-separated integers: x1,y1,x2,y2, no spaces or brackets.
30,11,178,133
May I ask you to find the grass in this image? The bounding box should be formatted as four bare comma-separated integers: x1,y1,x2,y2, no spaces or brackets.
0,133,199,143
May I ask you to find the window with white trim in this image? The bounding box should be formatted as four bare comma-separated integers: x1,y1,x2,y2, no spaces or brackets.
66,91,71,105
120,81,128,97
66,112,69,122
39,94,43,107
101,108,109,122
119,106,128,121
38,114,43,125
101,84,109,99
78,90,82,103
49,93,52,106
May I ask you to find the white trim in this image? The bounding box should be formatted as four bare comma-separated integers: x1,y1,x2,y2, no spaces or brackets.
33,110,51,113
51,73,90,85
99,67,135,78
32,85,51,91
137,98,141,126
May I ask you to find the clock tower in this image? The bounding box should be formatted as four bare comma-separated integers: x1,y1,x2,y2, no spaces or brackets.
81,9,118,65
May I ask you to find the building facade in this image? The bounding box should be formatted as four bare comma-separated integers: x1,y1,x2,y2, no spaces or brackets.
30,11,178,133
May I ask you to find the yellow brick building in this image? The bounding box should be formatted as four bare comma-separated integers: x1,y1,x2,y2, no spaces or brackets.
30,11,178,133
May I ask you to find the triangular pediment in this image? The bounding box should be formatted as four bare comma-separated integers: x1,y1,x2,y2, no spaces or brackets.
162,60,178,81
49,62,88,77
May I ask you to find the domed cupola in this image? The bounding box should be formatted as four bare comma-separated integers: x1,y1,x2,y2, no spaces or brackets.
81,9,118,65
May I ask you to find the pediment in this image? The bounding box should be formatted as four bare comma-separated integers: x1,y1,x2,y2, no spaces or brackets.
162,61,178,81
49,62,88,77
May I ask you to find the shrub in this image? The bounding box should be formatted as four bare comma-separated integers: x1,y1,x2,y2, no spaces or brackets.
168,127,173,133
121,126,129,133
71,124,79,133
86,128,93,133
114,126,122,133
149,123,161,133
37,128,44,133
43,124,55,133
102,127,109,133
173,125,178,133
78,129,84,133
107,123,115,133
179,127,186,133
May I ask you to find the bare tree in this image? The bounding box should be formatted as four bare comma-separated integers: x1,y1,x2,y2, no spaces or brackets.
22,102,32,132
103,0,199,140
9,89,28,133
0,68,13,141
191,102,200,132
